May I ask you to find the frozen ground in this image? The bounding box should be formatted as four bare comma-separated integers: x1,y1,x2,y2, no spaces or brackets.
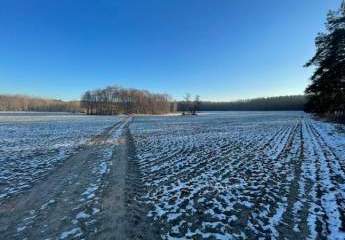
130,111,345,239
1,111,344,239
0,113,157,240
0,113,120,199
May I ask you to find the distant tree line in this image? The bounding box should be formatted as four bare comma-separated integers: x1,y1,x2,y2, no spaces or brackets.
1,93,307,114
0,95,80,112
177,95,306,111
80,86,176,115
305,1,345,122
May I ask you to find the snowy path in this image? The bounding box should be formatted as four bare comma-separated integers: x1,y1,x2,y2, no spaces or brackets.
0,115,119,200
1,112,344,239
0,117,156,240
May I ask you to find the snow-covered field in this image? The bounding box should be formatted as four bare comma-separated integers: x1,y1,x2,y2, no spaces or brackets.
0,113,120,200
1,111,344,239
130,112,345,239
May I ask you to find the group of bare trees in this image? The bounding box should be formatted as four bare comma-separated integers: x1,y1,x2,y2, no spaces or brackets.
179,94,201,115
0,87,176,115
80,86,175,115
0,95,80,112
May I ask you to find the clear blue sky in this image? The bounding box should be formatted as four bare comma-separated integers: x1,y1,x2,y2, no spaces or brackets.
0,0,342,101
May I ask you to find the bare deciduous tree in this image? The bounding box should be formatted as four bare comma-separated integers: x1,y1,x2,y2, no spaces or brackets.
0,95,80,112
191,95,201,115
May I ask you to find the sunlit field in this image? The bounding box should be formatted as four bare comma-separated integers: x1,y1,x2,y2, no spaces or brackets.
1,112,344,239
131,112,345,239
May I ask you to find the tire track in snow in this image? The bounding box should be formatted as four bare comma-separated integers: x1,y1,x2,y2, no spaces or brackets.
0,118,128,239
304,120,345,239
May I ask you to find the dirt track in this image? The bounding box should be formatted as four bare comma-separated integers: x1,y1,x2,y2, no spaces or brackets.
2,113,344,239
0,119,157,240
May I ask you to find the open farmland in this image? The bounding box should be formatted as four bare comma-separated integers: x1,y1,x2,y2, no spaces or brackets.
130,112,345,239
0,113,120,200
0,113,147,239
0,111,345,240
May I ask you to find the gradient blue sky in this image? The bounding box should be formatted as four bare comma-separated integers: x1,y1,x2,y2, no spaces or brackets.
0,0,342,101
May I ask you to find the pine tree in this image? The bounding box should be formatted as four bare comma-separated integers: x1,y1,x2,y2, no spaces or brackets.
305,1,345,117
